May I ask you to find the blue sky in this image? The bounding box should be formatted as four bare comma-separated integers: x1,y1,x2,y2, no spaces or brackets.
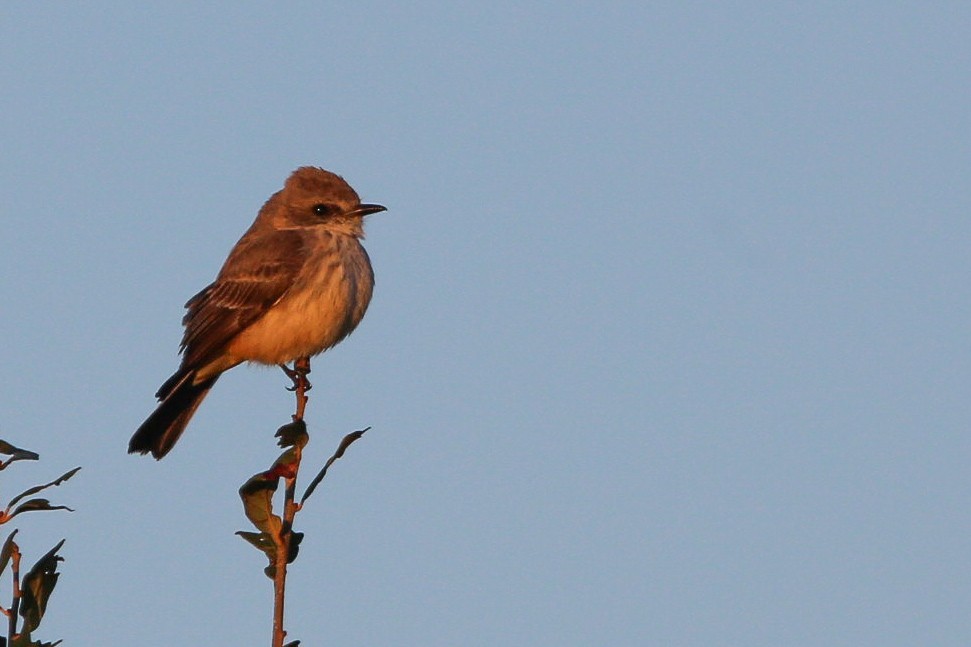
2,3,970,645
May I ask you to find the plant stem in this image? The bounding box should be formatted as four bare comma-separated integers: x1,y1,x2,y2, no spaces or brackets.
8,544,20,643
272,467,300,647
292,357,311,422
272,538,286,647
273,358,309,647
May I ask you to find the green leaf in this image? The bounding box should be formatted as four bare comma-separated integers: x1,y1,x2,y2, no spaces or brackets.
236,531,279,579
275,448,300,474
0,440,37,458
7,468,81,511
287,532,304,565
10,634,62,647
236,532,277,561
236,531,275,553
275,420,309,449
238,474,281,537
19,539,65,634
300,427,369,505
0,530,19,578
0,441,39,469
8,500,74,521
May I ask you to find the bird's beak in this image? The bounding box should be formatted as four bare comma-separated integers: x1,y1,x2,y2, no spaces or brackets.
350,203,387,217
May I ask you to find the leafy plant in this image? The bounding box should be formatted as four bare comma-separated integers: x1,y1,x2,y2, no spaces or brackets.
238,422,369,647
0,440,79,647
237,360,369,647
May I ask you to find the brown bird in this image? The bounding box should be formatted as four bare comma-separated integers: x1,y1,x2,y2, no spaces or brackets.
129,167,386,459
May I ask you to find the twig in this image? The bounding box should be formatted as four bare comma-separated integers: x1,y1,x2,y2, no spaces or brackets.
291,357,311,422
273,357,309,647
8,544,20,642
272,460,300,647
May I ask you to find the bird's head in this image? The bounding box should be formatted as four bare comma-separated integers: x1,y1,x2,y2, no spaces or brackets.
275,166,386,237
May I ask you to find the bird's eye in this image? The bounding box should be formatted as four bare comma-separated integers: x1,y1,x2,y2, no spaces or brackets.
312,204,331,216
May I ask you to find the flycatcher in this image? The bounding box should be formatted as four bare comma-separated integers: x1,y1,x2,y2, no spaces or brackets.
129,167,386,459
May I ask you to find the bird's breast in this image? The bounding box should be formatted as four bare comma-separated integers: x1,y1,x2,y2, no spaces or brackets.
227,233,374,365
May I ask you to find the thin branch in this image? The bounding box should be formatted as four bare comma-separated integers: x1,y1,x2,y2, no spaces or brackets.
291,357,311,423
273,357,310,647
272,463,300,647
300,428,369,506
8,544,20,642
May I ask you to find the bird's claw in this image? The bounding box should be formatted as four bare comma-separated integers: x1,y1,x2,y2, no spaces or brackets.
280,362,312,392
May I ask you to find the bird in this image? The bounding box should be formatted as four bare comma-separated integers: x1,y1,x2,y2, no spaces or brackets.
129,166,386,459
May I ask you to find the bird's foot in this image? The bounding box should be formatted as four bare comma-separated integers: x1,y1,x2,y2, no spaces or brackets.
281,357,312,421
280,359,313,392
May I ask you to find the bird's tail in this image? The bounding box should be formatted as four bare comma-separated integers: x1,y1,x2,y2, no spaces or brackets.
129,368,219,459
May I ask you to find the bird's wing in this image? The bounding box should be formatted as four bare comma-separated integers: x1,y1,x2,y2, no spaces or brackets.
179,229,306,368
